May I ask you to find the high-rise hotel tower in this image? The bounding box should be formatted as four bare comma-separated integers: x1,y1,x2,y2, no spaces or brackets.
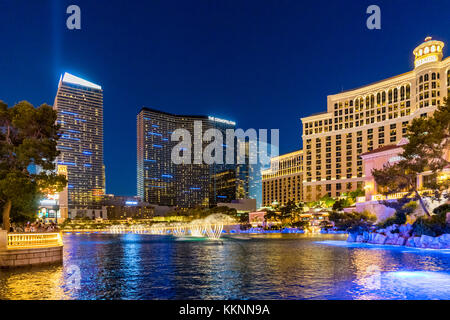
54,73,105,217
137,108,236,208
301,37,449,201
262,150,303,207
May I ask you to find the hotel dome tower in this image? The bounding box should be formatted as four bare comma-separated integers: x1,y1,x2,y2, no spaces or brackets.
299,37,450,201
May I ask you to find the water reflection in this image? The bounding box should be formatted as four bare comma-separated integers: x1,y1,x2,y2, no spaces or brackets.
0,265,65,299
0,234,449,300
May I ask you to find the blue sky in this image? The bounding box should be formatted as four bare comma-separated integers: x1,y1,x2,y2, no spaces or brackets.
0,0,449,196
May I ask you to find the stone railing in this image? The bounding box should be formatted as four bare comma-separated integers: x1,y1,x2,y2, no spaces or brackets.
371,193,405,201
6,232,63,249
356,196,366,203
370,190,433,201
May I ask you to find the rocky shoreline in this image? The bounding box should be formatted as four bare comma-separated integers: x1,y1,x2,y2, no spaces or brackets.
347,224,450,249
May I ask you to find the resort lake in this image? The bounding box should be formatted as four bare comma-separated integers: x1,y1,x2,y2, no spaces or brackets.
1,233,450,300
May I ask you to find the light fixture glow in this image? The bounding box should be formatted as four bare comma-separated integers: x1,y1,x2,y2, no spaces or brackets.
62,72,102,90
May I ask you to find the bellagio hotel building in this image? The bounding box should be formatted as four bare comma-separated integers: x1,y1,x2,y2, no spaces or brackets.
262,37,450,206
301,37,449,201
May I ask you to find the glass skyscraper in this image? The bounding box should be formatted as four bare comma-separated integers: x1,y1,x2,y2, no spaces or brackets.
236,140,278,209
54,73,105,218
137,107,236,208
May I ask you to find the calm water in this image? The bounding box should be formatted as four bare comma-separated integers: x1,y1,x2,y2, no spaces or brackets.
1,233,450,300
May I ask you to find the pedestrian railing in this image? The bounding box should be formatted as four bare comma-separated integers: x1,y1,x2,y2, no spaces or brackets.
370,189,433,201
356,196,366,203
7,232,63,249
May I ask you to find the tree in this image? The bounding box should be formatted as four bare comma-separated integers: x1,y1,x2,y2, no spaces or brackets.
291,201,304,222
347,189,365,203
372,98,450,216
274,201,306,226
0,101,67,230
279,200,296,224
332,198,351,211
263,208,279,224
292,219,309,229
318,194,336,208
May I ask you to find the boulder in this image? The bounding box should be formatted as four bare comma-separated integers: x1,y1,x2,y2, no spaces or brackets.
429,237,443,249
347,233,357,242
399,224,412,237
413,237,422,247
437,234,450,249
373,233,387,244
385,233,399,245
420,235,434,248
386,225,398,233
405,237,416,247
396,237,406,246
363,231,370,242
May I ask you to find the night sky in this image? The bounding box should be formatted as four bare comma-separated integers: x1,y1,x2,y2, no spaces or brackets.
0,0,449,196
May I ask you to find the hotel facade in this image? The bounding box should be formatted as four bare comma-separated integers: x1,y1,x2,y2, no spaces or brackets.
54,73,106,218
262,150,303,207
137,107,237,208
300,37,450,201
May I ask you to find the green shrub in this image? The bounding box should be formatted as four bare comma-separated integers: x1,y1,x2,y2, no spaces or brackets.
332,198,352,211
403,201,418,214
328,210,376,233
432,204,450,221
412,215,450,237
378,212,406,228
378,201,417,228
411,203,450,236
292,220,309,229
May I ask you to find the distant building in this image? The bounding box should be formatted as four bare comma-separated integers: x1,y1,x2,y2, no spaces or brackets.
218,199,257,212
236,140,277,209
38,165,69,222
300,37,449,201
361,138,450,198
248,211,266,226
101,195,155,219
54,72,105,219
37,194,61,223
211,169,237,204
359,139,407,202
137,107,236,208
262,150,303,207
